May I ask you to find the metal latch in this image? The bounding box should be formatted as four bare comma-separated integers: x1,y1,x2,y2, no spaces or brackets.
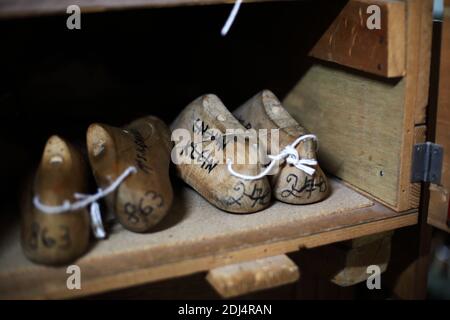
411,142,444,184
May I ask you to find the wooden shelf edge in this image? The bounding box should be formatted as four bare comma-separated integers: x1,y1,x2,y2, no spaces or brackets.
0,0,274,19
2,206,418,299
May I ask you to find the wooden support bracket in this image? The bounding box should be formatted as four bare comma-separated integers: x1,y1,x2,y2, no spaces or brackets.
296,231,393,288
330,231,393,287
310,0,406,77
206,255,300,298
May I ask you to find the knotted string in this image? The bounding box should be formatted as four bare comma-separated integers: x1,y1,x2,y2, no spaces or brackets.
33,166,137,239
227,134,318,180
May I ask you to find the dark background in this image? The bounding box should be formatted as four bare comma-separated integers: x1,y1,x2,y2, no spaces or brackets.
0,0,347,205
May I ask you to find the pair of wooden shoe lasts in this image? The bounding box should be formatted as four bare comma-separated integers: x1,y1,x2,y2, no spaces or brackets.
22,116,173,265
171,90,330,213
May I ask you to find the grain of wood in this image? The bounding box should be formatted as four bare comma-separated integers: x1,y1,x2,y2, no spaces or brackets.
310,0,406,78
206,255,299,298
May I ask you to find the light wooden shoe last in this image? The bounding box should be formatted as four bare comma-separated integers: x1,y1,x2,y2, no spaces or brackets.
233,90,330,204
21,135,90,265
87,116,173,233
171,94,271,213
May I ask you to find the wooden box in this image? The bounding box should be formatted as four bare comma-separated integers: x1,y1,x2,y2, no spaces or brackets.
0,0,445,299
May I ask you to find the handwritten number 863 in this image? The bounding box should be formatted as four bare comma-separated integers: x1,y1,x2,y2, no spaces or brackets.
124,191,163,224
29,222,71,250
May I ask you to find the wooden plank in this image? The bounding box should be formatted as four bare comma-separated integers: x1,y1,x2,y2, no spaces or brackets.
2,209,417,300
0,179,418,299
298,231,394,287
0,0,272,18
428,8,450,233
387,1,435,292
298,231,393,288
206,255,299,298
409,125,426,208
387,4,435,293
396,0,433,210
410,0,434,124
309,0,406,78
293,231,394,290
284,0,433,212
330,232,392,287
284,63,407,210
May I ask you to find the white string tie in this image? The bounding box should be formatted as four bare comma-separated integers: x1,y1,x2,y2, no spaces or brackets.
33,166,137,239
227,134,318,180
221,0,243,36
89,201,105,239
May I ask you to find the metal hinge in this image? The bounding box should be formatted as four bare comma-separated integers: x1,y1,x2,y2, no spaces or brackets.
411,142,444,184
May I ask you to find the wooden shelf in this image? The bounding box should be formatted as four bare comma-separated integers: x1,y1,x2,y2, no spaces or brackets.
0,0,272,18
0,178,417,299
